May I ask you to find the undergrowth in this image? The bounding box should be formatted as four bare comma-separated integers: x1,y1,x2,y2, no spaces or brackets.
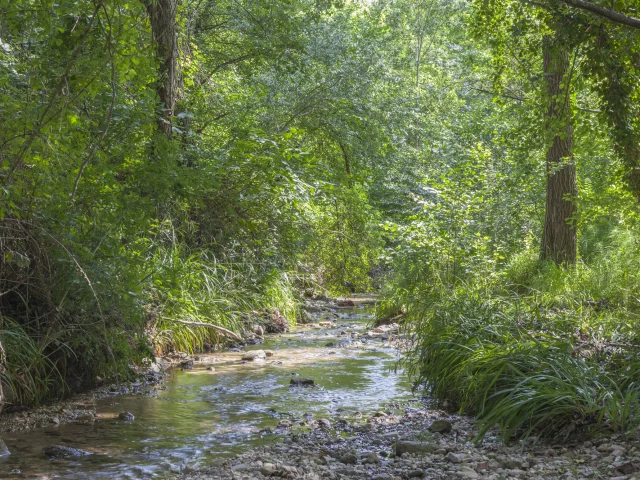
392,227,640,442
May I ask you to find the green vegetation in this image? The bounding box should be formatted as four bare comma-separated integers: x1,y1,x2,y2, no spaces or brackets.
3,0,640,445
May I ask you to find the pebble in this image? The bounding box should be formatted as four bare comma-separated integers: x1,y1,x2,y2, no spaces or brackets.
446,452,468,463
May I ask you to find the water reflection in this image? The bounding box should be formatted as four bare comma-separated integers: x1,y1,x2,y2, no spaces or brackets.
0,307,412,479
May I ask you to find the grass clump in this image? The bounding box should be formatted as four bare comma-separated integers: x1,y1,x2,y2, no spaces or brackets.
398,228,640,443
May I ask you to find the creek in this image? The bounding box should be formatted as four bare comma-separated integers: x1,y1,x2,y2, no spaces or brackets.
0,302,413,479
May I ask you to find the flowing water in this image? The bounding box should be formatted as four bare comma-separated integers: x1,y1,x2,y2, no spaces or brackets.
0,304,413,479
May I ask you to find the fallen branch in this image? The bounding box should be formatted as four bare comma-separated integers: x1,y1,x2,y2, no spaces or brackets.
161,317,242,340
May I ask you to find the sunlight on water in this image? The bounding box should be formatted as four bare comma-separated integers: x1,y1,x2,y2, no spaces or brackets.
0,306,413,479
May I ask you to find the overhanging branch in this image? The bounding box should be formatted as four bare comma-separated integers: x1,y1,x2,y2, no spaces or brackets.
557,0,640,29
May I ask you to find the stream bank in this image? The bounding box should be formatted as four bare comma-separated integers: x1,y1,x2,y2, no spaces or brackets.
0,296,412,478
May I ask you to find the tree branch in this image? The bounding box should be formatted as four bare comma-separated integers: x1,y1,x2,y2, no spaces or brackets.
161,317,242,340
557,0,640,29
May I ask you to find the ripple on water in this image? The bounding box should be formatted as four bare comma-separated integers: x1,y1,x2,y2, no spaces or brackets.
0,305,412,478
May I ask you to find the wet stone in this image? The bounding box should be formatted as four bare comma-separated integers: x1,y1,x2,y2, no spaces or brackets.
44,445,92,458
118,411,135,422
290,378,315,387
242,350,266,361
179,359,194,369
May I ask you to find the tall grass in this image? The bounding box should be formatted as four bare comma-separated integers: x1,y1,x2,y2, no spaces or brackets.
148,244,299,354
261,270,299,323
1,318,67,407
396,227,640,442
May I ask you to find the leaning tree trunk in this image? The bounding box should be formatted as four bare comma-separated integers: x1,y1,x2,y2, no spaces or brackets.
540,36,577,265
143,0,182,138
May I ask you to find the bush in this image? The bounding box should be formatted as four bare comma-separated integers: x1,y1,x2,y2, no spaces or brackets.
397,227,640,442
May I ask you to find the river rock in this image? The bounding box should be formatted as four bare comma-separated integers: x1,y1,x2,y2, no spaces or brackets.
316,418,331,429
290,378,315,386
242,350,266,361
616,461,640,475
150,358,171,372
230,462,252,472
428,419,452,434
457,466,479,479
408,470,425,478
207,366,215,372
597,443,614,453
253,325,265,336
75,413,95,423
362,452,380,465
264,350,274,357
337,300,356,307
179,359,194,369
446,452,467,463
119,411,135,421
395,441,437,456
260,463,277,476
338,452,357,464
318,321,334,327
277,419,292,428
499,458,526,469
44,445,92,458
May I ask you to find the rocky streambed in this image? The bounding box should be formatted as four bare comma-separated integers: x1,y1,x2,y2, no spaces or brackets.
180,401,640,480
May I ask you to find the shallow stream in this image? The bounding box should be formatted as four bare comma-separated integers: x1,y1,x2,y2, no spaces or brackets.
0,303,413,479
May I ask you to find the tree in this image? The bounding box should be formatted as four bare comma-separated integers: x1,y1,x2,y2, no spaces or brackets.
143,0,182,137
470,0,640,264
541,36,577,264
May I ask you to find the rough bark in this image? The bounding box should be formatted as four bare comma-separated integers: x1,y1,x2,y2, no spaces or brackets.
541,37,577,265
143,0,182,137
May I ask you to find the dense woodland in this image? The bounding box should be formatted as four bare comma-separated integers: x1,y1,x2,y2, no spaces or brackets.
2,0,640,442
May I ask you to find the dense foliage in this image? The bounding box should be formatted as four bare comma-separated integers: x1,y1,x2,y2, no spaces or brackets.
3,0,640,443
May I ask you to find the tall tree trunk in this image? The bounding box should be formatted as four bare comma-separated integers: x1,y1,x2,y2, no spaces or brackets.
540,36,577,265
143,0,182,138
